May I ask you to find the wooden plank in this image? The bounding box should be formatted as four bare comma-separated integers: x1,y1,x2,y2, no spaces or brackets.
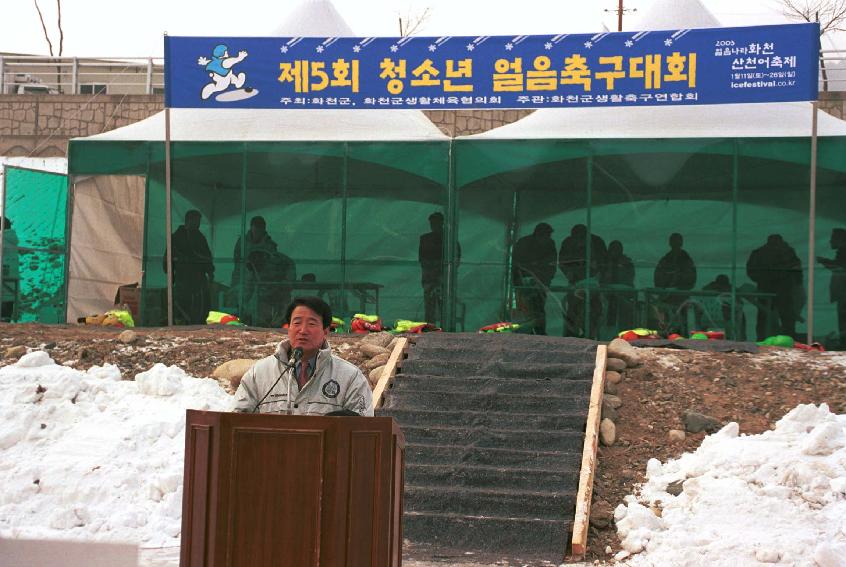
571,344,608,558
371,337,409,409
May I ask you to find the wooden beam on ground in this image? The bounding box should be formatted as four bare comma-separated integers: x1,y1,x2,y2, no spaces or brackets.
571,344,608,558
372,337,409,409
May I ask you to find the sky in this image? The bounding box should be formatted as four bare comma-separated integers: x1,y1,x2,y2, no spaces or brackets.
0,349,844,566
0,0,794,58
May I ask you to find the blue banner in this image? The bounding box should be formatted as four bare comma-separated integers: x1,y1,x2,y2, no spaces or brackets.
164,23,819,110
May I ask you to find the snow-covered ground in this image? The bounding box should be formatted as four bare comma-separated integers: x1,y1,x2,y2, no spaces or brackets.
0,351,233,561
1,350,844,566
616,404,846,567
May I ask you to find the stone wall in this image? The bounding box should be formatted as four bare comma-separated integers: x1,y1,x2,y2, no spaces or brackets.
424,109,535,137
4,92,846,159
0,95,163,157
818,91,846,120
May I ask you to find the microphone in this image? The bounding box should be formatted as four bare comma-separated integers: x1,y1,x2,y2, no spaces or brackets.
288,347,304,366
254,347,303,413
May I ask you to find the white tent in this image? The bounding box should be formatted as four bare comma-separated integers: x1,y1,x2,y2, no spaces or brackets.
630,0,720,31
462,101,846,139
270,0,355,37
80,108,447,143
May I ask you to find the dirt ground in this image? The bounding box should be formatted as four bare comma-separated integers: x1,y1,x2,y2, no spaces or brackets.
2,323,844,564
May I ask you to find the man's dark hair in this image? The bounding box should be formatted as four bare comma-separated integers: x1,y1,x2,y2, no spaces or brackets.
285,296,332,328
185,209,201,223
250,216,266,229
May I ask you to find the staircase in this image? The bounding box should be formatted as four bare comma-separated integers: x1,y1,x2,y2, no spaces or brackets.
377,332,598,561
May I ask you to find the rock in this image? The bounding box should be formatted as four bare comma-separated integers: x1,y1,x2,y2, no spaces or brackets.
360,332,394,348
605,357,627,372
118,330,138,344
360,343,391,358
667,429,687,443
601,401,618,422
4,345,27,359
364,352,390,370
368,365,387,386
604,380,618,395
682,410,723,434
600,418,616,446
605,370,622,385
607,338,642,367
212,359,258,390
42,342,57,350
755,550,781,563
604,394,622,409
666,479,685,496
668,429,686,442
589,500,614,529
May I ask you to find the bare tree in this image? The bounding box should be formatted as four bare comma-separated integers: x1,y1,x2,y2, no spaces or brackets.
781,0,846,90
57,0,64,56
33,0,54,56
32,0,65,92
398,6,432,37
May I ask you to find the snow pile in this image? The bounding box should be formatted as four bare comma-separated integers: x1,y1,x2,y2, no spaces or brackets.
615,403,846,566
0,352,234,549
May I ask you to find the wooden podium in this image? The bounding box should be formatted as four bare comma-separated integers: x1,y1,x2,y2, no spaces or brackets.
179,411,405,567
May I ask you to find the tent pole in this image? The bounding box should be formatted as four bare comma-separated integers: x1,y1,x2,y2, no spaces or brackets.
238,145,247,321
586,154,594,339
0,167,6,318
341,143,349,310
62,175,75,324
165,107,174,326
445,139,456,331
807,101,819,344
731,142,739,340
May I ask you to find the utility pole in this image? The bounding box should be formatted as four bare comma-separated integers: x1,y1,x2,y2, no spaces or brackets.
605,0,637,32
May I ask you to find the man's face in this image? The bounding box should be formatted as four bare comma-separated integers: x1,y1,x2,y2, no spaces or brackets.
250,222,266,238
288,305,329,356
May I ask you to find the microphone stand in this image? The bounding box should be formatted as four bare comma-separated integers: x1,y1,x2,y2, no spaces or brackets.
252,349,302,413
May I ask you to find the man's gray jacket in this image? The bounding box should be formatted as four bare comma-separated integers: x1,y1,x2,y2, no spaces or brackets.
234,338,374,416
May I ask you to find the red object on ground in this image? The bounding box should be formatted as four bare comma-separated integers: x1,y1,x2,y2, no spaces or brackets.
351,318,383,333
219,315,238,325
688,330,725,340
668,333,683,341
793,341,826,352
620,331,641,341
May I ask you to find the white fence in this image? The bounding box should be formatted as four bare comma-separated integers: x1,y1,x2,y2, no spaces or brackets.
0,55,164,95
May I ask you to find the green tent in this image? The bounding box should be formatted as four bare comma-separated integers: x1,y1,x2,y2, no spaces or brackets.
67,108,451,328
453,102,846,346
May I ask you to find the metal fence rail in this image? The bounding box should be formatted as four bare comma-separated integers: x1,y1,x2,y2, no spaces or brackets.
820,49,846,90
0,55,164,95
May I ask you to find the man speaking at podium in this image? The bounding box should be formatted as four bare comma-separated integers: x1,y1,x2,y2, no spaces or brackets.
234,296,374,416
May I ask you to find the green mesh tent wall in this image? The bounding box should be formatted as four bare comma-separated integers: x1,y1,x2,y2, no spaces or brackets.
1,166,69,323
453,103,846,348
67,108,451,329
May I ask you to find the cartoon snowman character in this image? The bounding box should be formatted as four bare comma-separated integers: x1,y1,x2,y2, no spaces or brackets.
197,44,249,100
